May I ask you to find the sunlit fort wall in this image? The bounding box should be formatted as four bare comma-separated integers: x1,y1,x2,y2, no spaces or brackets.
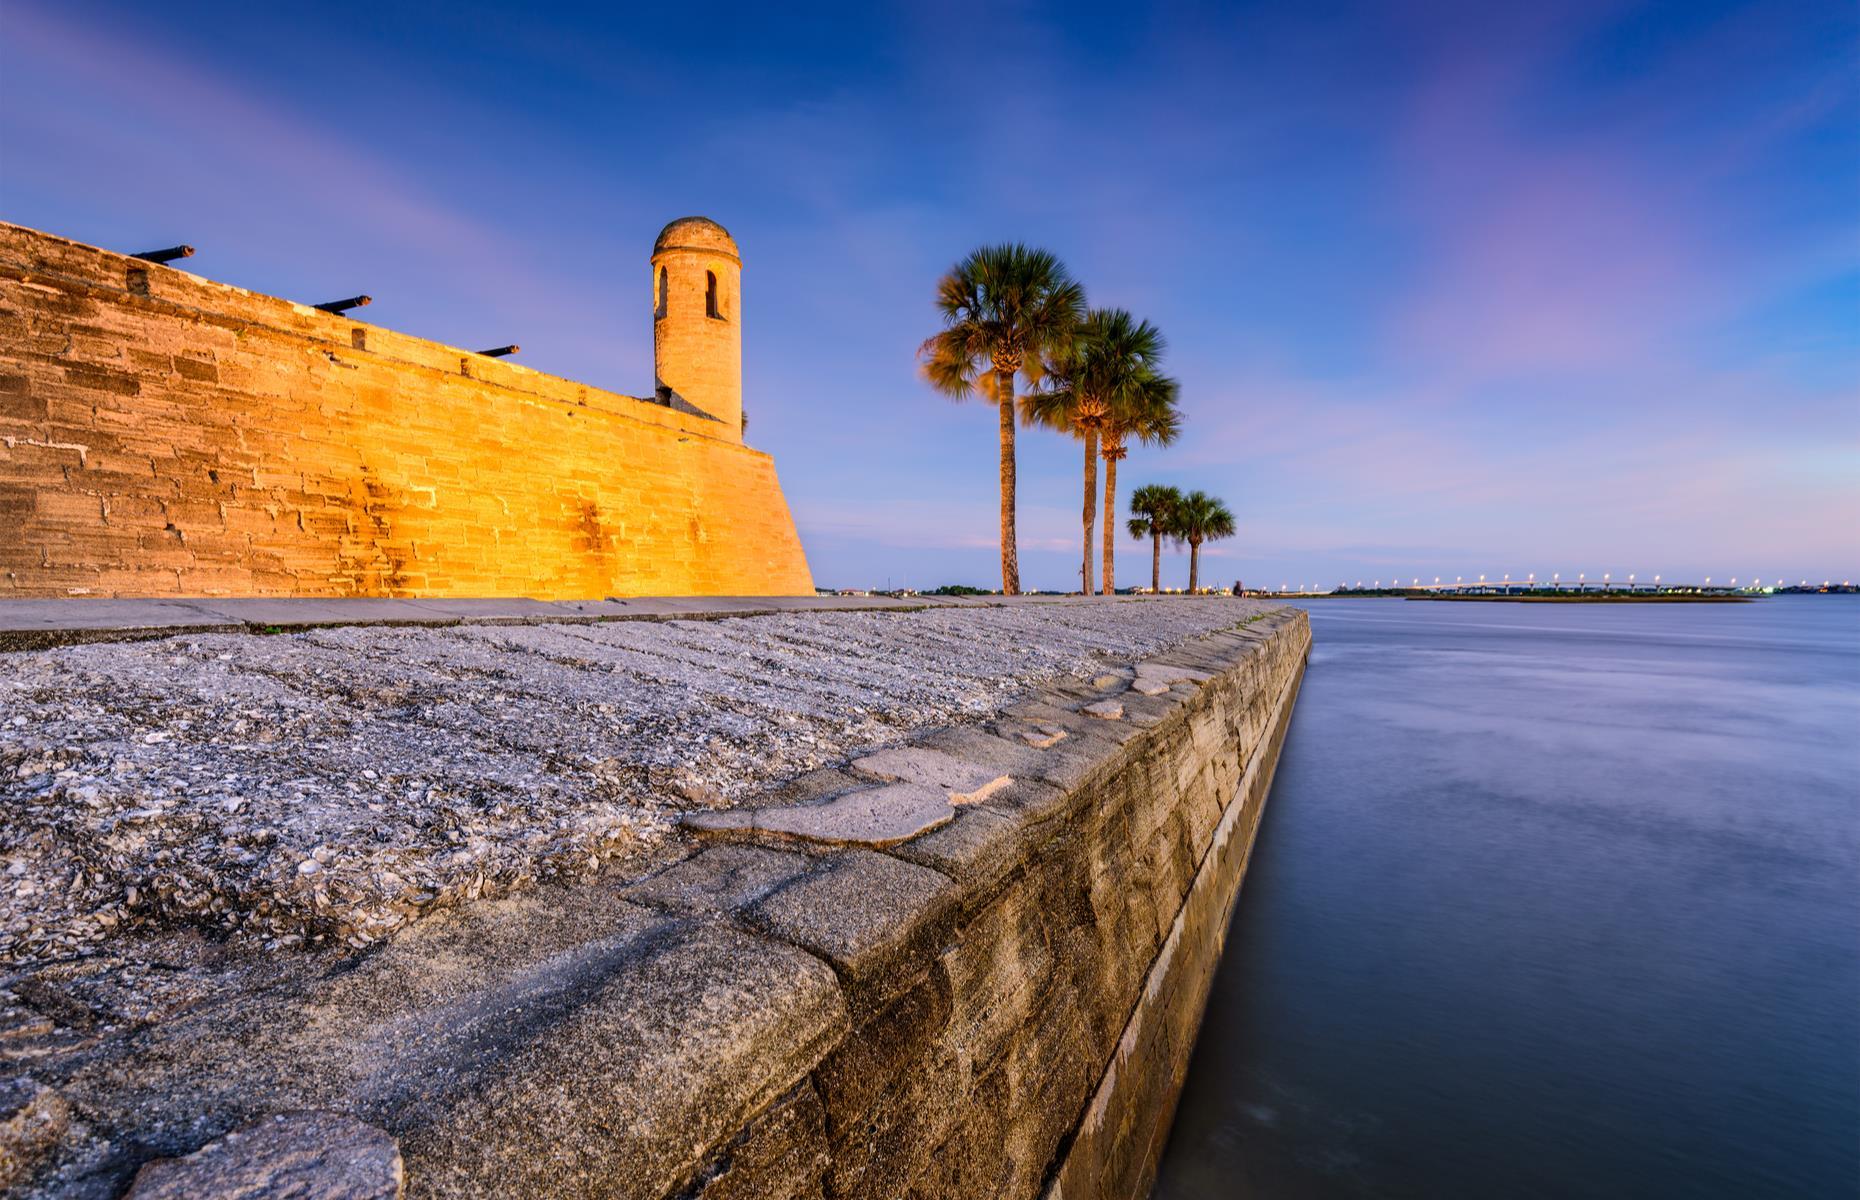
0,217,814,599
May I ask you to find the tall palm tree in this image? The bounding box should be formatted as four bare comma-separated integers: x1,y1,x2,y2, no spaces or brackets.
1100,370,1179,593
1126,483,1182,594
1027,309,1169,596
1172,490,1236,594
920,245,1085,594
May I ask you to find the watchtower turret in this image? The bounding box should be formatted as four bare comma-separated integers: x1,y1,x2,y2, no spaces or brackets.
652,216,742,440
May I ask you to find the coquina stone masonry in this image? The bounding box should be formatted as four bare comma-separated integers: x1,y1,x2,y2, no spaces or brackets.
0,220,812,599
6,606,1308,1200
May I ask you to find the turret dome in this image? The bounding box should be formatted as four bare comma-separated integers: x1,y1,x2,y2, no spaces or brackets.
652,217,738,260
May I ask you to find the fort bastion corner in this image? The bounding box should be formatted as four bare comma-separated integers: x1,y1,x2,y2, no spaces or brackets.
0,216,814,600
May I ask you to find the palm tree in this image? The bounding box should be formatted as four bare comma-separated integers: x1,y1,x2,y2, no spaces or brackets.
1171,490,1236,593
920,246,1085,594
1099,370,1179,593
1027,309,1170,596
1126,483,1182,593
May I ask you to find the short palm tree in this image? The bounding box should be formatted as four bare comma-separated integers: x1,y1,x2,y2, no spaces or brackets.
1027,309,1170,596
1171,490,1236,593
1099,370,1179,593
1126,483,1183,593
920,245,1085,594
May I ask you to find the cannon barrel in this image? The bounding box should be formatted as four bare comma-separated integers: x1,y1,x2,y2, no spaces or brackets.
134,245,195,265
314,295,371,314
476,345,519,358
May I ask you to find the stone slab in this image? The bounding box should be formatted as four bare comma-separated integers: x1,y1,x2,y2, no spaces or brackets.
683,784,955,848
399,920,851,1200
0,599,239,632
126,1112,403,1200
620,846,816,915
0,1078,69,1192
911,726,1054,779
746,851,956,1011
850,746,1012,806
1130,662,1211,697
887,807,1032,889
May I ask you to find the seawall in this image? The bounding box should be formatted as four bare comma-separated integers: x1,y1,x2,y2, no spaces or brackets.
0,222,813,599
4,601,1309,1199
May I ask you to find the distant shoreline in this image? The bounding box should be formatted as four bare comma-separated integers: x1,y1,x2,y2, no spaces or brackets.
1404,594,1753,604
1272,592,1760,604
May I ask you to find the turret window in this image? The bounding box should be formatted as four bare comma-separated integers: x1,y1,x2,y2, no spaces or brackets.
706,270,722,320
655,267,668,320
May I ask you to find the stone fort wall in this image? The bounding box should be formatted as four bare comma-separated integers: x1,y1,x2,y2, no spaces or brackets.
0,221,814,598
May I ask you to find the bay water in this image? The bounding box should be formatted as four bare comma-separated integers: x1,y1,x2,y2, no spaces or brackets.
1154,597,1859,1198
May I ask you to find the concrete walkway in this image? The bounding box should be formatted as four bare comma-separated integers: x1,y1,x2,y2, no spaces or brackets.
0,592,1214,650
0,594,957,649
0,595,1269,962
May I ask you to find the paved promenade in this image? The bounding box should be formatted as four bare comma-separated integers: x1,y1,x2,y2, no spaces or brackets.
0,594,998,651
0,595,1268,963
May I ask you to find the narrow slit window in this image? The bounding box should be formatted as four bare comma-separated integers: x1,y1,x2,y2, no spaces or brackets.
655,267,668,319
705,270,720,319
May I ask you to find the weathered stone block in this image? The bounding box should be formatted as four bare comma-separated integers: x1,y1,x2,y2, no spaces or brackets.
850,746,1011,806
683,1081,829,1200
683,783,954,848
126,1112,403,1200
620,845,816,915
0,1078,69,1193
747,850,956,1017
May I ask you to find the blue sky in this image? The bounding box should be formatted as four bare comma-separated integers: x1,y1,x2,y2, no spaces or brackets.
4,0,1855,590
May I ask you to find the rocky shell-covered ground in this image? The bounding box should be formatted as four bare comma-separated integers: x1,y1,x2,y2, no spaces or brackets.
0,599,1270,963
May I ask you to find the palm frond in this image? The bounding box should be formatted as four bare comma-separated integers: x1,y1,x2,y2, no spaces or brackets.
1021,383,1085,435
1172,489,1237,545
922,243,1084,405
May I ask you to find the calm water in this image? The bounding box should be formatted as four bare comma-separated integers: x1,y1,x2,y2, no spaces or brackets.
1154,597,1859,1199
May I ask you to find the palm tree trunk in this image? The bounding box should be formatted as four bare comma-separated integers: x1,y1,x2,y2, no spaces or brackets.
1081,429,1097,597
1101,453,1117,595
1189,540,1200,593
1151,531,1162,593
996,368,1019,594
